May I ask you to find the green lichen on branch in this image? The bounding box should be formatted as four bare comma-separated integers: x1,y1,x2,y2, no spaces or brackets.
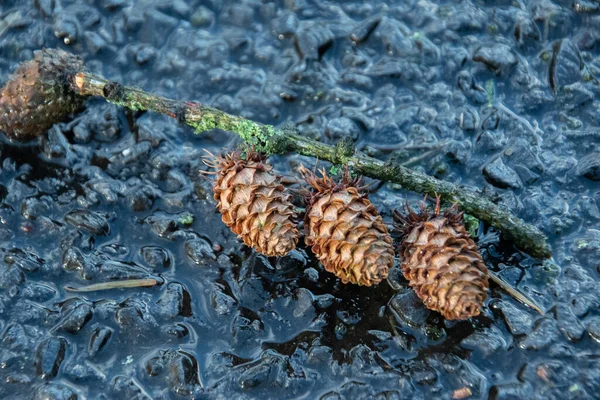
106,94,145,111
187,107,284,154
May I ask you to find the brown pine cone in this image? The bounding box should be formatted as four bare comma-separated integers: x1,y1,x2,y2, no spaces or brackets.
0,48,85,142
393,197,489,320
300,167,394,286
204,150,299,257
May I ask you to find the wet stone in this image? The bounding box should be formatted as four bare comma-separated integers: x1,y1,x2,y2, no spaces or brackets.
144,213,177,237
139,245,171,269
0,264,25,289
64,209,110,236
275,249,308,272
134,45,157,65
320,391,342,400
163,323,190,338
489,382,533,400
211,284,237,315
156,282,193,319
519,318,560,350
61,248,86,273
237,351,294,390
232,307,264,341
190,6,214,27
64,362,106,381
126,185,155,211
0,348,20,369
587,316,600,342
4,248,44,272
115,299,157,332
168,351,201,395
325,117,361,142
555,304,585,341
514,17,540,47
111,375,151,399
54,302,93,334
146,350,201,395
295,22,334,61
33,383,79,400
293,288,315,318
2,323,29,351
473,44,517,75
493,300,534,335
386,267,405,291
483,158,522,189
21,283,57,302
21,197,49,220
461,326,507,356
185,238,216,265
549,39,583,91
304,267,319,281
390,290,430,328
88,326,113,357
576,152,600,181
314,293,336,309
35,337,69,379
96,260,152,280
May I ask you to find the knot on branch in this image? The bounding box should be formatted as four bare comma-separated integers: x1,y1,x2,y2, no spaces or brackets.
334,137,355,164
381,159,403,181
102,81,124,102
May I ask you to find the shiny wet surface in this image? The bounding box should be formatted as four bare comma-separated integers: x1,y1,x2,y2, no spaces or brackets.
1,1,600,399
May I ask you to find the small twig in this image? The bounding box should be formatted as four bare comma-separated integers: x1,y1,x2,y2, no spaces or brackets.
488,270,545,314
68,68,551,259
400,144,446,167
64,278,160,292
496,102,543,144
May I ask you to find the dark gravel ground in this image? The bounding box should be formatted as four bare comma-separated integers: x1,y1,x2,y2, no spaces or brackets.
1,0,600,399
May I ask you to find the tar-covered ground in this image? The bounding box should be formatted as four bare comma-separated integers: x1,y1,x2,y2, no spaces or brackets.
1,0,600,399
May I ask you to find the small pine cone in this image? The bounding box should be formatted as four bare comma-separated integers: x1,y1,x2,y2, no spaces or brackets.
0,48,85,142
393,197,489,320
204,150,299,257
301,167,394,286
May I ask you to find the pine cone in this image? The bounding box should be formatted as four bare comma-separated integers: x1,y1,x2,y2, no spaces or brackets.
301,167,394,286
393,197,489,320
204,150,299,257
0,48,85,142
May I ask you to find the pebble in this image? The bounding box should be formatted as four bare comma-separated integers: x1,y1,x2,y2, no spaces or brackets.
35,337,68,379
156,282,193,318
389,290,430,328
88,326,113,357
184,238,216,265
493,300,534,335
139,245,171,269
53,302,93,334
576,152,600,181
64,209,110,236
461,326,507,356
587,316,600,342
519,318,560,350
473,44,517,75
555,304,585,341
167,351,201,395
483,158,523,189
33,383,79,400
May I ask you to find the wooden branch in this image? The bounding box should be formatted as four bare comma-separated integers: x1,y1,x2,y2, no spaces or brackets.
69,71,552,259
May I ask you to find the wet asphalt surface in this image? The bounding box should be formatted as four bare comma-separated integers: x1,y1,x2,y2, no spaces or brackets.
1,0,600,399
